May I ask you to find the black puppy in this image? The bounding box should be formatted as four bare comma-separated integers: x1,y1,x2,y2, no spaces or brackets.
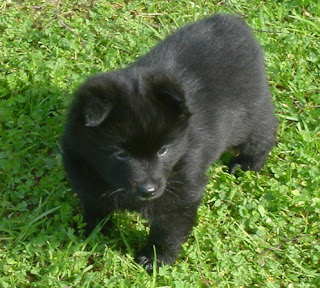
62,14,277,271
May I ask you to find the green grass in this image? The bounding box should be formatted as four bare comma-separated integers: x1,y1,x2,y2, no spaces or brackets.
1,0,319,287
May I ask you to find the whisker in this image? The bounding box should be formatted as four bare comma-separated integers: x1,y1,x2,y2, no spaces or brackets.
109,188,125,197
165,187,181,199
101,187,125,198
165,186,195,204
168,180,184,185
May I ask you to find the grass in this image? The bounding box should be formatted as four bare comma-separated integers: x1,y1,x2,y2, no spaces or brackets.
0,0,319,287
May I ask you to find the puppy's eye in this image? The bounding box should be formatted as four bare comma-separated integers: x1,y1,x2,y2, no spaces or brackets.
113,149,130,160
158,146,168,156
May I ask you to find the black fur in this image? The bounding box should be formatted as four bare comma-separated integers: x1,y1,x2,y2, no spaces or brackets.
62,14,277,271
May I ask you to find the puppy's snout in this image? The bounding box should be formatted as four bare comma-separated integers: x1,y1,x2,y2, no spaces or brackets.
137,184,156,199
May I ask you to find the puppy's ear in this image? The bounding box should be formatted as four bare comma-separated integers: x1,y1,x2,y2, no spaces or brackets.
152,77,190,117
76,74,117,127
84,98,112,127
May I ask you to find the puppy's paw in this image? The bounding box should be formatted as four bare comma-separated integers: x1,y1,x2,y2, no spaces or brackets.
135,246,174,272
229,163,243,175
134,254,156,273
228,157,251,175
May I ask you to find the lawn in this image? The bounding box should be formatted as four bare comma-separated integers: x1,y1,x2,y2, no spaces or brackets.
0,0,319,287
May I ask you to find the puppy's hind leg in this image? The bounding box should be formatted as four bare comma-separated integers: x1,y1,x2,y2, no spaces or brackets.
229,116,277,173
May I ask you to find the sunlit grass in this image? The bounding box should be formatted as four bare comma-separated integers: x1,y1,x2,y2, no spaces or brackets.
0,0,319,287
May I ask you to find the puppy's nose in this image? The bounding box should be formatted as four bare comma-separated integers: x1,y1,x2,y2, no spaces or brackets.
138,184,156,199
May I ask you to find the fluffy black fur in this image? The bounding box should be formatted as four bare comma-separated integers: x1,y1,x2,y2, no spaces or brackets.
62,14,277,271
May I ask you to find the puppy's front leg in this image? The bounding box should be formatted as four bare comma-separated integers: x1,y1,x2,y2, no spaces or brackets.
135,204,198,272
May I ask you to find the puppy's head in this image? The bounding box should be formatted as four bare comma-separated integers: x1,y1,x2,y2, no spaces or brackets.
69,69,191,203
